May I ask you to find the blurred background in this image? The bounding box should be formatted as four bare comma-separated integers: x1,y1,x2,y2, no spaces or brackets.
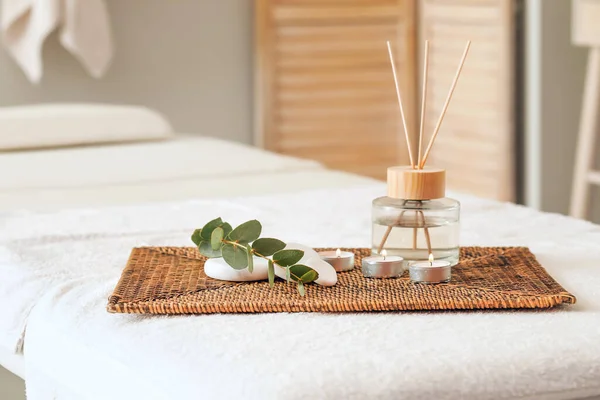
0,0,598,223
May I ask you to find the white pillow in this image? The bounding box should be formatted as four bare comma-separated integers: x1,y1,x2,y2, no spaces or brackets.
0,103,174,150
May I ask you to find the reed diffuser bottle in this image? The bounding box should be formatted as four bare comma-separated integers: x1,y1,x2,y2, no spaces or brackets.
372,39,471,267
372,166,460,266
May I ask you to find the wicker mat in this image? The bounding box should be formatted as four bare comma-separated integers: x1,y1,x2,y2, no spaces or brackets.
107,247,575,314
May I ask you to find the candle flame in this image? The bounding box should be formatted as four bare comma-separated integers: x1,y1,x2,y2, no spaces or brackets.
429,253,434,266
381,249,387,260
336,248,341,257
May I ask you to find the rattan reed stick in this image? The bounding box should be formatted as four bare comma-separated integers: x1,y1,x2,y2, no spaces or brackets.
376,206,432,256
419,210,432,254
412,212,418,249
419,41,471,169
377,227,393,254
417,40,430,169
377,208,407,254
387,40,415,168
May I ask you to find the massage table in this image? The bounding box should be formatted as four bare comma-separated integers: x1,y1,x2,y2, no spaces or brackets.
0,104,377,397
1,105,599,399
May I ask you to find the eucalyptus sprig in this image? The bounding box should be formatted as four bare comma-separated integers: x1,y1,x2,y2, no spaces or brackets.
191,218,318,295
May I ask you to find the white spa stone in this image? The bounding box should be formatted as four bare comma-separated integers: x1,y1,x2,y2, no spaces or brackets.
274,242,337,286
204,256,268,282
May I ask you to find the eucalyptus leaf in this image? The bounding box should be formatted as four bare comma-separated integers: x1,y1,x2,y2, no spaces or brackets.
252,238,286,257
297,281,305,296
246,244,254,273
300,269,319,283
199,241,223,258
268,260,275,287
221,222,233,238
272,249,304,267
222,243,248,270
228,220,262,243
289,264,318,283
191,229,202,246
211,227,224,250
200,217,223,240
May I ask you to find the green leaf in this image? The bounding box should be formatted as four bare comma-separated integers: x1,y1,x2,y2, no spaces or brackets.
228,220,262,243
301,270,319,283
297,281,305,296
211,227,224,250
268,260,275,287
222,243,248,270
199,241,222,258
273,249,304,267
200,217,223,240
246,244,254,273
289,264,319,283
221,223,233,238
252,238,286,257
191,229,202,246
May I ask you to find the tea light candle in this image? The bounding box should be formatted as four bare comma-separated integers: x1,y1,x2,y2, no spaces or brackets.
362,250,405,278
319,248,355,272
409,253,451,283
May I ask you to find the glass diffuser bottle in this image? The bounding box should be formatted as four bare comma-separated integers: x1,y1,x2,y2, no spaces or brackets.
371,166,460,266
372,38,470,271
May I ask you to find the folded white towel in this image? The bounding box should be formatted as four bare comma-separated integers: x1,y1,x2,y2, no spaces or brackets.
1,0,113,83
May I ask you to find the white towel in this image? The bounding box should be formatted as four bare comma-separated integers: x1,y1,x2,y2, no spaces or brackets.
1,0,113,83
3,186,599,400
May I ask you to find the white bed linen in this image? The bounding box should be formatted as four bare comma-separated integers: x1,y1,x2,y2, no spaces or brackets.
1,135,321,191
0,135,372,211
0,169,377,211
1,186,599,399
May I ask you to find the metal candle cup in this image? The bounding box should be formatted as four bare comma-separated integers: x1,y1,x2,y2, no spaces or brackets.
409,258,452,284
362,250,405,278
319,249,355,272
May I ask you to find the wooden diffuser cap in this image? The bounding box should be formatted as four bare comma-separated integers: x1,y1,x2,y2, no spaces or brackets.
387,166,446,200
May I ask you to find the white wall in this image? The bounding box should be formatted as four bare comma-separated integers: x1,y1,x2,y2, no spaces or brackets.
540,0,588,215
0,0,254,143
528,0,599,222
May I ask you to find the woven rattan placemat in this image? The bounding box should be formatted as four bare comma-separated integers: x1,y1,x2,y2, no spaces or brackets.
107,247,575,314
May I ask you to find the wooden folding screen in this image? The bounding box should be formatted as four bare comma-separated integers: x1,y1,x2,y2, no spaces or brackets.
418,0,515,201
255,0,515,200
255,0,416,179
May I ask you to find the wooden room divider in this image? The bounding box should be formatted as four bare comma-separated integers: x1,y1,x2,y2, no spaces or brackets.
255,0,515,201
